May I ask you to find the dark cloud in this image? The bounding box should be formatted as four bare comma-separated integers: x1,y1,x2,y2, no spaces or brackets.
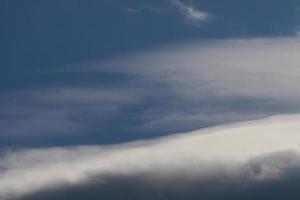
14,150,300,200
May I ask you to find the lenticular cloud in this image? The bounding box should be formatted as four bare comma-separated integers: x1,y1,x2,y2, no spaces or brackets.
2,115,300,200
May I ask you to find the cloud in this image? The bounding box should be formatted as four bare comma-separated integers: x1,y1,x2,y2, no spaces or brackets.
87,36,300,129
3,36,300,143
124,0,210,26
1,115,300,199
98,36,300,102
171,0,210,23
124,5,162,15
0,87,142,140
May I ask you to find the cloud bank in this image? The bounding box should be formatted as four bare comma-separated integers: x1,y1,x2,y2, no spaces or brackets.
2,115,300,199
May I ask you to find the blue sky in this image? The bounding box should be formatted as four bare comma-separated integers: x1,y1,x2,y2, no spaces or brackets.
3,1,300,200
1,0,300,147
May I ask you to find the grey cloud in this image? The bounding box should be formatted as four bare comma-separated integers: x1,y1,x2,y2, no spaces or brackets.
15,151,300,200
98,37,300,101
2,115,300,199
2,37,300,144
0,87,142,140
90,36,300,130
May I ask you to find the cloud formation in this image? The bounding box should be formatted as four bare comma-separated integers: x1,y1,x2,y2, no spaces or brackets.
89,36,300,130
171,0,210,23
2,36,300,144
100,37,300,101
124,0,210,26
1,115,300,199
124,5,162,15
0,87,142,140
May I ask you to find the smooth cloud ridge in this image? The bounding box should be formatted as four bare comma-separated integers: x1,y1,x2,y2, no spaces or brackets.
2,115,300,199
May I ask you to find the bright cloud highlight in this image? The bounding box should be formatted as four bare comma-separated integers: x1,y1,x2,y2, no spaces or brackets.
1,115,300,199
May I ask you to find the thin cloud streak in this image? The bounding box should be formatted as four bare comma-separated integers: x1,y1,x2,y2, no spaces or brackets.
0,87,143,139
124,5,162,15
124,0,210,25
171,0,210,23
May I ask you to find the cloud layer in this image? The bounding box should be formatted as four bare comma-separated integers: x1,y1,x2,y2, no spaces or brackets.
2,115,300,199
100,37,300,101
0,87,142,141
89,36,300,131
2,36,300,144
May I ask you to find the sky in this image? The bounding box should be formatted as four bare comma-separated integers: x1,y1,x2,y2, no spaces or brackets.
1,0,300,199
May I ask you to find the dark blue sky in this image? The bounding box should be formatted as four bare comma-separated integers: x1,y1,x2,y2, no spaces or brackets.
3,3,300,199
1,0,299,76
1,0,300,148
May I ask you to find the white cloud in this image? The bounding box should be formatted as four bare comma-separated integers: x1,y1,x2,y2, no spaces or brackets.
124,1,210,25
98,37,300,102
1,115,300,199
171,0,210,23
74,36,300,129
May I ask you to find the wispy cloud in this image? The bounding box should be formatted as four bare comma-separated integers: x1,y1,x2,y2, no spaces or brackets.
171,0,210,24
92,36,300,129
98,37,300,101
124,0,210,26
0,87,143,141
124,5,162,15
3,36,300,143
